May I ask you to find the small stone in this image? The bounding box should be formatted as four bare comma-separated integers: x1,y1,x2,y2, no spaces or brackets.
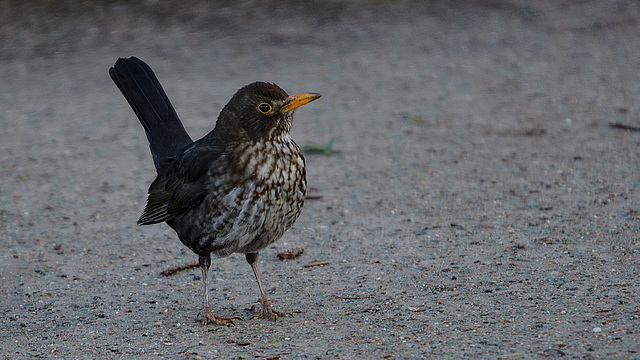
592,327,602,333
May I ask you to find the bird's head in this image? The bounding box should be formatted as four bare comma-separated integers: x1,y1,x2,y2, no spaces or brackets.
214,82,320,142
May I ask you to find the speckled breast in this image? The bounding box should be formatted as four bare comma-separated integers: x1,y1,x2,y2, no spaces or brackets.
193,135,307,257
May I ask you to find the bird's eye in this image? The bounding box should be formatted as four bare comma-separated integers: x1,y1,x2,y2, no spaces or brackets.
258,103,272,114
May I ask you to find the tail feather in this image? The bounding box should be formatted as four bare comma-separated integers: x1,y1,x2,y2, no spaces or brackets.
109,57,193,169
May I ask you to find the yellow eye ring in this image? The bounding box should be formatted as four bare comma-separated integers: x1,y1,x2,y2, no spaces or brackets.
258,103,272,114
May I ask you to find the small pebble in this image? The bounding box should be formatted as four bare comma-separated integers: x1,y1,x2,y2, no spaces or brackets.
592,327,602,333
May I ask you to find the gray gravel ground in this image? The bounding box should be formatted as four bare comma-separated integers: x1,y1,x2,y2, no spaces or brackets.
1,1,640,358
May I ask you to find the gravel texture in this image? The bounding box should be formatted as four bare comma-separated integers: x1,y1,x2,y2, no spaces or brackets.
1,1,640,358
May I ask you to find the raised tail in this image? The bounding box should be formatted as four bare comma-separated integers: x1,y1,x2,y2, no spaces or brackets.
109,57,193,170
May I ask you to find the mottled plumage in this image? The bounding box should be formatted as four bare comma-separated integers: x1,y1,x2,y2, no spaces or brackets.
109,57,320,324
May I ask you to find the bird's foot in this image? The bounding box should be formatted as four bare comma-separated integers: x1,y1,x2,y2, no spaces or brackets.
251,299,292,321
199,307,241,326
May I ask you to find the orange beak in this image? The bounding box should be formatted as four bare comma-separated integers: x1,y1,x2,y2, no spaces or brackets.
281,93,321,113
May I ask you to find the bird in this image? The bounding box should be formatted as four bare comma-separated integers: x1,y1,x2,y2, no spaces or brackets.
109,57,320,325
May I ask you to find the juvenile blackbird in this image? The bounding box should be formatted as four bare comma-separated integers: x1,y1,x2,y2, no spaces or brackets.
109,57,320,325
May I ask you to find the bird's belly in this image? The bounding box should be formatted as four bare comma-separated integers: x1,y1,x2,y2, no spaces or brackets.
190,151,306,257
234,184,305,254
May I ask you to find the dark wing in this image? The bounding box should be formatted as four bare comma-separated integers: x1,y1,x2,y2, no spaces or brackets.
137,143,224,225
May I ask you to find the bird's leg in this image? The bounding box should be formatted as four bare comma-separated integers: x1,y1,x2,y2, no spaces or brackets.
246,252,292,320
198,254,239,326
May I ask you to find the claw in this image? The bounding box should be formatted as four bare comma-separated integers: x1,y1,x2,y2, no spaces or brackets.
199,307,241,326
252,299,292,320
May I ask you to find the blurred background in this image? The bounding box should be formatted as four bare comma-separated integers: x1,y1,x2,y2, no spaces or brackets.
1,1,639,358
